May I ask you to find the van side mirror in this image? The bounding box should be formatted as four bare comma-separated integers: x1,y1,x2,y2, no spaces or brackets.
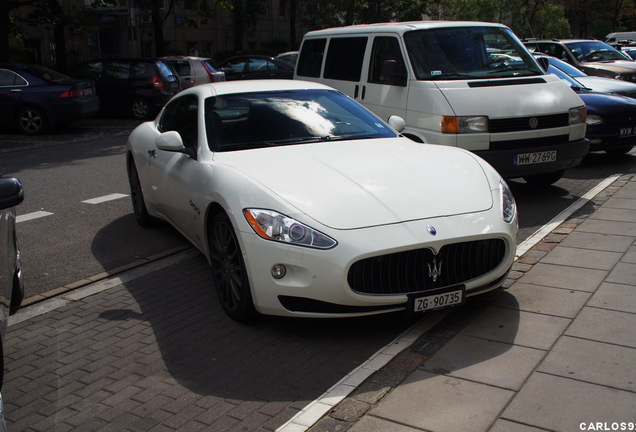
388,116,406,133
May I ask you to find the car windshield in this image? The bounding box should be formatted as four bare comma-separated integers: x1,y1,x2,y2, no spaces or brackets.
546,56,588,77
404,26,544,80
566,41,628,62
547,64,583,89
205,89,397,151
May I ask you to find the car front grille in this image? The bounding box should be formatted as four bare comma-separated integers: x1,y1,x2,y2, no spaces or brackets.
489,113,569,133
347,239,507,295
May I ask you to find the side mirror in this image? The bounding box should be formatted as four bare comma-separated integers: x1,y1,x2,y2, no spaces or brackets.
0,178,24,210
536,57,550,72
155,131,186,152
388,116,406,133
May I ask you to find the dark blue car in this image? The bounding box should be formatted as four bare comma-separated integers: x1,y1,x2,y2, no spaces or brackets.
0,64,100,134
543,56,636,155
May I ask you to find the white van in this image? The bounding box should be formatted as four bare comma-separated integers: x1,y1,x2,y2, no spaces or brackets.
295,21,590,185
605,31,636,46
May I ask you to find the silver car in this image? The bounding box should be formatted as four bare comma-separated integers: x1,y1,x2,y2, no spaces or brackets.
161,56,225,88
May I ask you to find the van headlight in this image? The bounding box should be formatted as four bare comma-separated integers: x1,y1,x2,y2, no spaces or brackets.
569,106,587,125
244,209,337,249
441,115,488,134
500,179,516,223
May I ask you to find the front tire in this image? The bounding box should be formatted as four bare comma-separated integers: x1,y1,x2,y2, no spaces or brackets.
127,156,153,226
209,212,256,321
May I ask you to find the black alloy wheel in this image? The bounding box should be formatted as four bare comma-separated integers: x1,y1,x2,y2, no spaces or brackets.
209,212,256,321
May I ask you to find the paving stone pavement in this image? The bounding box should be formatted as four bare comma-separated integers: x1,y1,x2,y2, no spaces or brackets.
3,171,635,432
299,173,636,432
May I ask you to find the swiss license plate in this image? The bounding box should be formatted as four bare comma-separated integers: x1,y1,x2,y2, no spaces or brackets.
619,126,636,136
409,286,466,313
514,150,557,165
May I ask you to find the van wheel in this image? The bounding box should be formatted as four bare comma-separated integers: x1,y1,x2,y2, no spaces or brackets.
208,211,256,321
522,170,564,186
131,98,153,120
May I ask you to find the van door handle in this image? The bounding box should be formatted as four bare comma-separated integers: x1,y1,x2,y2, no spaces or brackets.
354,85,359,99
361,85,366,100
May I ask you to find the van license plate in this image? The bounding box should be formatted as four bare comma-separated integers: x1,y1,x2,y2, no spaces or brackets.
409,286,465,313
514,150,557,165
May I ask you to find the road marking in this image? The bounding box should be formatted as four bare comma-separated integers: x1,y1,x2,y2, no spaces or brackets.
17,211,54,223
82,193,128,204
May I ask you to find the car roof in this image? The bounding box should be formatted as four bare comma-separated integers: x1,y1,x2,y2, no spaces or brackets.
304,20,508,37
176,79,335,98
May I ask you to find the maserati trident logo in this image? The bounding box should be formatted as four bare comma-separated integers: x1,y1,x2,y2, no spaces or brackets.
528,117,539,129
427,255,443,282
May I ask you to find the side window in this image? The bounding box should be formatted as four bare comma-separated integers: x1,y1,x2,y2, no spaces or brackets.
0,70,27,87
369,36,407,86
296,38,327,78
324,37,368,81
222,58,246,74
133,62,153,79
72,62,103,80
103,61,130,80
159,95,199,155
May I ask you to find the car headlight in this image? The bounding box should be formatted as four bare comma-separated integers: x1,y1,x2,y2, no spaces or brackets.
441,116,488,134
568,106,587,124
500,179,516,223
244,209,337,249
586,114,603,126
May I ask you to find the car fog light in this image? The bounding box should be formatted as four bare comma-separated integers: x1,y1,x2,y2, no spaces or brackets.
272,264,287,279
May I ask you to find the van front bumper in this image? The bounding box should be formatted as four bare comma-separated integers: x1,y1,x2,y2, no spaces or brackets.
473,137,590,179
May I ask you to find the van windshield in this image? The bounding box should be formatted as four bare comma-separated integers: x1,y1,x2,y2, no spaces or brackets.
404,26,544,80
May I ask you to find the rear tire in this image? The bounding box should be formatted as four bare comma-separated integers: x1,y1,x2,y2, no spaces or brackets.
209,211,256,321
131,98,153,120
522,170,564,186
16,106,47,135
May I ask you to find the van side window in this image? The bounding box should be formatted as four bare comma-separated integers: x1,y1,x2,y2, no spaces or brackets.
324,37,367,81
297,39,327,78
369,37,407,86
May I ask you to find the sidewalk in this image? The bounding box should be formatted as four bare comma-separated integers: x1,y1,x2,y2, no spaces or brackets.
299,173,636,432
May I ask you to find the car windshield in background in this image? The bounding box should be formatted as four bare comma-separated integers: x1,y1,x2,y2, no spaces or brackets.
404,26,544,80
205,89,397,151
566,41,628,62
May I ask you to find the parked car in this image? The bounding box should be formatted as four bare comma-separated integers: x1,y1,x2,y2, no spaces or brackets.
160,56,225,88
69,58,180,120
218,55,294,80
126,80,518,320
0,63,99,134
536,54,636,98
0,176,25,431
539,54,636,154
276,51,299,67
523,38,636,81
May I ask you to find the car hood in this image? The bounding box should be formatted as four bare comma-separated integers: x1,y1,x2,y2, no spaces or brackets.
576,76,636,96
214,138,494,230
576,90,636,115
582,60,636,74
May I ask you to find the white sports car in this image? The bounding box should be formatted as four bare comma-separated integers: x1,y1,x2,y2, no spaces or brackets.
126,80,518,320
